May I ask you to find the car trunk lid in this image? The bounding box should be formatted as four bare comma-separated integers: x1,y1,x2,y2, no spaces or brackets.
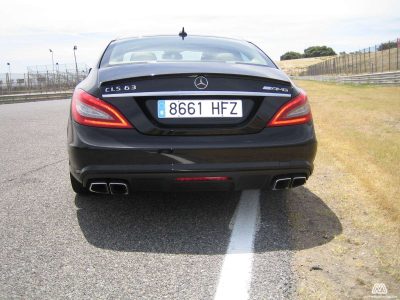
98,64,293,135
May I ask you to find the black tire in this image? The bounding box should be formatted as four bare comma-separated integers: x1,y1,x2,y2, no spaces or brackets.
70,173,89,195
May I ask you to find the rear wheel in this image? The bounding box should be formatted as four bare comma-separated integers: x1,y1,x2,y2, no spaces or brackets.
70,173,89,195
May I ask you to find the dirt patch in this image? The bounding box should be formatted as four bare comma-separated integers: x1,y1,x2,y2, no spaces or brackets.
288,80,400,299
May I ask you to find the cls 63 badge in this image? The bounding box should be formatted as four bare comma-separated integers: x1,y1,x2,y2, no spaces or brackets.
103,84,136,93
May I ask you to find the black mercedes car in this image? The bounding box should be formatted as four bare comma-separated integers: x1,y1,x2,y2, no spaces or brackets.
67,32,317,195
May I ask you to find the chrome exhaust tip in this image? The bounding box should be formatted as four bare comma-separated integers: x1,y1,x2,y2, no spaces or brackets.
291,176,307,188
272,177,292,190
89,182,109,194
109,182,129,195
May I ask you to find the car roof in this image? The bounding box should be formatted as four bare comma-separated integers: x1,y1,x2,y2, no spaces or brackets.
112,34,250,44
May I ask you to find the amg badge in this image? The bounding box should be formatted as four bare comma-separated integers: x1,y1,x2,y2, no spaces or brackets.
262,86,289,93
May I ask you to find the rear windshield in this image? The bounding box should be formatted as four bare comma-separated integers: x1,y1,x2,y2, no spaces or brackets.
100,36,276,68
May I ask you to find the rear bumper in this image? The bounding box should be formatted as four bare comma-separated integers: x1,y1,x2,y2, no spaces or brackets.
71,163,313,191
68,120,317,191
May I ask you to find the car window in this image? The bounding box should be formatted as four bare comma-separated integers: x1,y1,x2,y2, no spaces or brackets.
101,36,276,68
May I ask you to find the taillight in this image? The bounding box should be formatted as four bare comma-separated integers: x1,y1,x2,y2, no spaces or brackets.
71,89,132,128
267,91,312,127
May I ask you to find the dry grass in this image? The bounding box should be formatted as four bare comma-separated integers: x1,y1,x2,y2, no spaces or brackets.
290,80,400,298
298,80,400,221
308,48,400,74
278,48,399,76
276,56,335,76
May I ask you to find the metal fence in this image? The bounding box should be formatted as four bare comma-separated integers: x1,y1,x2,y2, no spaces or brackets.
300,38,400,76
0,63,89,95
293,71,400,85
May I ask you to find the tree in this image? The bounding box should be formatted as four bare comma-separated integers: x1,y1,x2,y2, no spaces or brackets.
377,41,397,51
303,46,336,58
280,51,303,61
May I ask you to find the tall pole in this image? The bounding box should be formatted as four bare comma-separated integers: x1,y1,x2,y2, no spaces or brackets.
368,47,371,73
388,40,391,72
6,62,11,91
397,38,399,71
49,49,55,90
49,49,54,74
56,62,59,91
73,45,79,82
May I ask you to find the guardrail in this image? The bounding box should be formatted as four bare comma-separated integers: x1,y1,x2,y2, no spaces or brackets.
0,91,72,104
293,71,400,85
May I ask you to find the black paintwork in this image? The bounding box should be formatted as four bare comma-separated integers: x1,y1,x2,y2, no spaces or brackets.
98,62,290,86
101,72,291,95
68,35,317,191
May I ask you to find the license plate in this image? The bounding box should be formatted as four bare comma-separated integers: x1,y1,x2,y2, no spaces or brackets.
157,99,243,118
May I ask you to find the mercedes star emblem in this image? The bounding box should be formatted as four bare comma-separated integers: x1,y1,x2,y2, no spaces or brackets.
194,76,208,89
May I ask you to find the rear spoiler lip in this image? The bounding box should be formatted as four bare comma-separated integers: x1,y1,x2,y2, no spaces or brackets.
98,62,291,85
101,90,292,98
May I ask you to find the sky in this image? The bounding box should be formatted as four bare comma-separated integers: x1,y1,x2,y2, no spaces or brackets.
0,0,399,73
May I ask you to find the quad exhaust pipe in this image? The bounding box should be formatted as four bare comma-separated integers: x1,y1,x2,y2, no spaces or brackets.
109,182,129,195
88,181,129,195
89,182,109,194
291,176,306,188
87,176,305,193
272,175,307,190
273,177,291,190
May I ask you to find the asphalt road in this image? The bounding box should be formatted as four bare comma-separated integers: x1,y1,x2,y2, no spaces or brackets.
0,100,296,299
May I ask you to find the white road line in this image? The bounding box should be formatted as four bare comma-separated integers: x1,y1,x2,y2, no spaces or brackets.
214,189,260,300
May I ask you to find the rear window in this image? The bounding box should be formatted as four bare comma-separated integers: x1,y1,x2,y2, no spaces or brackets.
100,36,276,68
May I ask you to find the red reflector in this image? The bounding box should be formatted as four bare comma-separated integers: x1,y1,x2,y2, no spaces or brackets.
175,176,230,182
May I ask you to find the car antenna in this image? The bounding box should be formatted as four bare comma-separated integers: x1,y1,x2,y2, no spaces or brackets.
179,27,187,40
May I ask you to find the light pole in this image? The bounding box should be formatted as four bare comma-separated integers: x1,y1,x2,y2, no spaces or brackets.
49,49,55,74
6,62,11,91
73,45,79,82
55,62,60,91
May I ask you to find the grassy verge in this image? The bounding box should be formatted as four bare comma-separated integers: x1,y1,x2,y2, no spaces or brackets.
299,80,400,221
291,80,400,298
